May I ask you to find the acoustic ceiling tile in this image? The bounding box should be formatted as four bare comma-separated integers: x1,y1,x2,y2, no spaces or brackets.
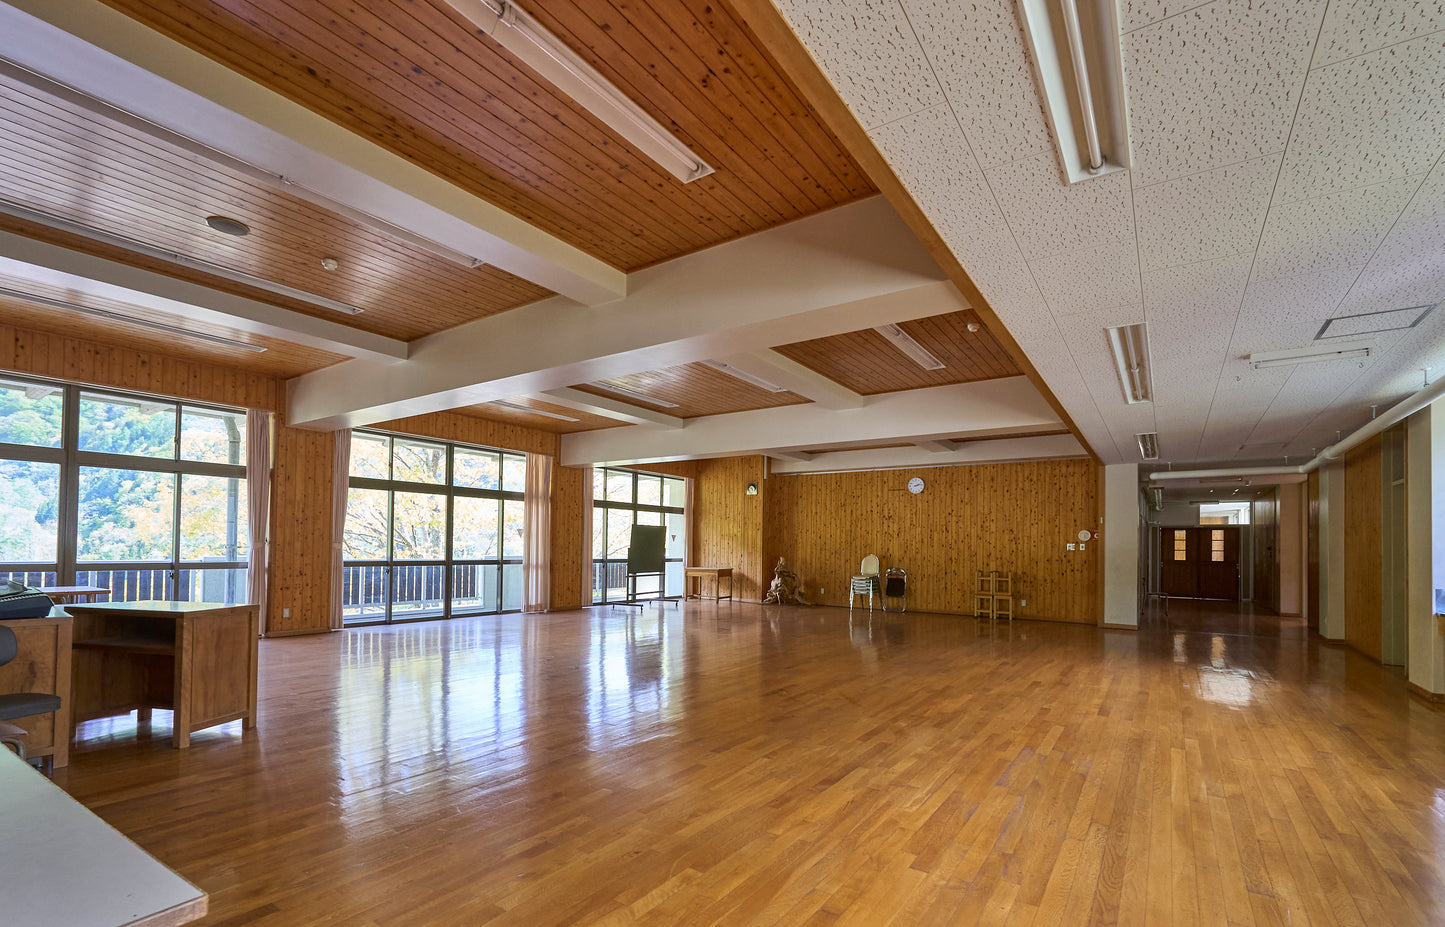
1121,0,1215,34
1032,241,1142,317
1243,178,1421,323
1336,166,1445,315
773,0,945,131
902,0,1053,170
1314,0,1445,68
1124,0,1325,186
1276,35,1445,201
1135,155,1281,270
985,152,1135,259
867,104,1038,309
1142,252,1253,326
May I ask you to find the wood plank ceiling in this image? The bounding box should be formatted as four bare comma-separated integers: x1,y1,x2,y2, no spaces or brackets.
97,0,874,272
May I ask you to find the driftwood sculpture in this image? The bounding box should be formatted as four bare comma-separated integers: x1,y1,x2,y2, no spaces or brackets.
763,557,811,605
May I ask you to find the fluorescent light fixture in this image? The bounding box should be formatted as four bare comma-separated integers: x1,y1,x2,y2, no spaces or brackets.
1136,432,1158,460
586,382,679,408
0,198,365,316
1105,323,1151,404
874,323,945,371
699,360,786,393
1017,0,1129,183
441,0,714,183
0,286,267,353
492,400,580,422
1247,342,1373,369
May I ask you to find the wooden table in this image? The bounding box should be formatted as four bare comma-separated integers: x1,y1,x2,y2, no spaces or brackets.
41,585,111,604
66,601,259,749
684,567,734,601
0,612,73,768
0,747,207,924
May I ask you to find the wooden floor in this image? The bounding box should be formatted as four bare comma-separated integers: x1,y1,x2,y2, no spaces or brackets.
51,601,1445,926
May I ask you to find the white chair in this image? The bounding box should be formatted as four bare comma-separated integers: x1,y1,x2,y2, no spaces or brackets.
849,554,881,611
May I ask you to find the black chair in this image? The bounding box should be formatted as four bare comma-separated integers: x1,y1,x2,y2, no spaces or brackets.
0,625,63,763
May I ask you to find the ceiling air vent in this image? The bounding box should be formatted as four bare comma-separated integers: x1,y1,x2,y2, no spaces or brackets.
1136,432,1159,460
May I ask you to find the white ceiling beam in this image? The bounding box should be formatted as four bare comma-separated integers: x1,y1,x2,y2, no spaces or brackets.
915,439,957,454
539,387,683,428
716,350,867,409
768,434,1087,474
286,197,954,428
0,232,408,362
0,0,625,306
769,450,817,462
560,377,1062,466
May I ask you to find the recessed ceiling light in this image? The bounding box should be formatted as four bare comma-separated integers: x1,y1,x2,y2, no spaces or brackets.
0,286,266,353
205,215,250,237
874,323,945,371
1247,341,1373,369
1106,323,1152,404
492,400,579,422
699,360,786,392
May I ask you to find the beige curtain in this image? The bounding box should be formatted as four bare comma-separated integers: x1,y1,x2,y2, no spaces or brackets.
579,466,593,607
523,453,553,612
246,410,273,635
684,476,696,567
329,429,351,631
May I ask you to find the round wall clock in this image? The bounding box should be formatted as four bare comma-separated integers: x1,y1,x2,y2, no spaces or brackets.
907,477,925,494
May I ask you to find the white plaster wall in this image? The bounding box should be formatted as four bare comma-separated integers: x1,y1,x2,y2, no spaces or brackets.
1103,463,1140,627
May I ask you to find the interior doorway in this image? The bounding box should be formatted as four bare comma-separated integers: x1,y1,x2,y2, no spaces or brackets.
1159,526,1241,600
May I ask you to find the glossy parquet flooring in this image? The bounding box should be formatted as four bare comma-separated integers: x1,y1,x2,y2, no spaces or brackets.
53,603,1445,926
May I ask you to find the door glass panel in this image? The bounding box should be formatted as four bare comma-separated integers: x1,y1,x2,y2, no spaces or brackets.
344,488,389,559
606,509,634,559
636,475,662,506
179,567,248,604
0,378,62,447
453,496,499,559
179,475,249,561
79,394,176,458
393,491,447,559
343,564,388,624
502,500,525,558
180,407,246,464
0,460,59,562
605,470,633,503
1173,529,1187,561
77,467,175,561
391,564,445,619
1211,529,1225,562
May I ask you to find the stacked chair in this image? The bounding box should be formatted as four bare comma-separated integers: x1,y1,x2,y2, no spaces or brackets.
974,571,1014,621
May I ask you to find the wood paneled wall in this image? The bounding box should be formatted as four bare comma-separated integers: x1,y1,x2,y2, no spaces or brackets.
373,411,560,457
759,459,1100,622
1344,437,1384,661
1,322,282,410
550,463,586,611
1252,490,1279,613
264,423,336,635
692,456,768,601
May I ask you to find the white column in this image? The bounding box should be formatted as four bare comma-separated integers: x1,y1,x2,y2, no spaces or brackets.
1101,463,1140,628
1407,403,1445,694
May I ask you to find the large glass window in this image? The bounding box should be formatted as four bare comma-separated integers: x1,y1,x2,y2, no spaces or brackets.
342,432,527,625
0,375,248,602
591,467,686,604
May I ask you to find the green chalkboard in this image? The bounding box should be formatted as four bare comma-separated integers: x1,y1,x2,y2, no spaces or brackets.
627,524,667,575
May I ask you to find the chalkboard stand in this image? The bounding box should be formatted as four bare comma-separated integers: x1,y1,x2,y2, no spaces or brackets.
614,524,679,610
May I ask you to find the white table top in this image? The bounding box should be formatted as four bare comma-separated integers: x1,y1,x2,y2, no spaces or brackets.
0,749,207,925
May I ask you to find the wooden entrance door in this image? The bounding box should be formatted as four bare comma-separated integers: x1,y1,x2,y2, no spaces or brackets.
1159,527,1240,600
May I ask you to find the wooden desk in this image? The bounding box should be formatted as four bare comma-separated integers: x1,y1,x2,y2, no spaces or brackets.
66,601,259,749
0,747,207,924
41,585,111,604
684,567,734,601
0,613,72,768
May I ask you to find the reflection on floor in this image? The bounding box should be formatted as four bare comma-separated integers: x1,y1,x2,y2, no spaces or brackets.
55,601,1445,925
1141,596,1311,639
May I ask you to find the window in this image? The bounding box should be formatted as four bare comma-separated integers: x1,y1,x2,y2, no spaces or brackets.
343,432,527,625
591,468,686,603
1173,529,1187,562
1211,529,1224,562
0,375,248,603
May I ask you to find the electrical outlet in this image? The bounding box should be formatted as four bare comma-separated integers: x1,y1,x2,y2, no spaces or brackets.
1020,600,1026,607
283,607,291,618
819,587,825,595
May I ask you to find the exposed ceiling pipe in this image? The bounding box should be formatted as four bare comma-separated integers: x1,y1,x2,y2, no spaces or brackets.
1149,373,1445,482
